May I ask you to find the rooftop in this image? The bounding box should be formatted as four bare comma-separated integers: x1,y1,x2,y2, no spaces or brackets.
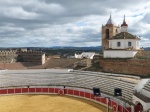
110,32,140,40
106,15,113,25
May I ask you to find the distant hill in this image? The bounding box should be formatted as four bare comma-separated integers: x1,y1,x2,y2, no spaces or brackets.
50,46,102,50
0,46,102,51
144,47,150,50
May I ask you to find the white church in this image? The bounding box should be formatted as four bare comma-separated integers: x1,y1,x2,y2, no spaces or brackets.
102,15,141,58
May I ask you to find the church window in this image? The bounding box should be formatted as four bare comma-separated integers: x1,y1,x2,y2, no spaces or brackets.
128,42,132,46
117,42,121,47
106,29,110,39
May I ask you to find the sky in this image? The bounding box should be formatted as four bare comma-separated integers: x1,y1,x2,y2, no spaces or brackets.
0,0,150,47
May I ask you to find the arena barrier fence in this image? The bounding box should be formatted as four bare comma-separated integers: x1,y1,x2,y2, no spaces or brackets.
0,86,131,112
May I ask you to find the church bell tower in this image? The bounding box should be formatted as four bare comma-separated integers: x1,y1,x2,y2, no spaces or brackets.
102,15,120,50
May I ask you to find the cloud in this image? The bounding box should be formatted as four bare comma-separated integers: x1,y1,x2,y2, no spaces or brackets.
0,0,149,47
3,7,38,19
142,12,150,23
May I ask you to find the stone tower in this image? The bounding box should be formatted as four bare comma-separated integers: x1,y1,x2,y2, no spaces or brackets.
102,15,120,50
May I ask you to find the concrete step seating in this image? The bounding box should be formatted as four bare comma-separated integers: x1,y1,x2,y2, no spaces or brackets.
0,70,139,104
143,81,150,92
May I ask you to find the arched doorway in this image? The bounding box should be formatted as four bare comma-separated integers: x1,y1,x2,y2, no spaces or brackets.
134,101,143,112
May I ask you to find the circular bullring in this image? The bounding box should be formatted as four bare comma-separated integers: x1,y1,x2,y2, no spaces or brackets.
0,69,140,112
0,94,106,112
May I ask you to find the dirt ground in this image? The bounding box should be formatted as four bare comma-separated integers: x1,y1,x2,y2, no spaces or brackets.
0,58,80,70
0,95,111,112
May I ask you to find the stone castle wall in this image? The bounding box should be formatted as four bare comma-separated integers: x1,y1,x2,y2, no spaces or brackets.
0,50,45,64
99,58,150,76
0,50,17,63
17,51,45,64
135,50,150,59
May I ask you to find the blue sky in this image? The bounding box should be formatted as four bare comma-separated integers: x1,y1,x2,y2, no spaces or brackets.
0,0,150,47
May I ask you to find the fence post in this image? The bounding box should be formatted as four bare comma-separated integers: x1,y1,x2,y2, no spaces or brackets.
84,89,85,98
90,92,91,99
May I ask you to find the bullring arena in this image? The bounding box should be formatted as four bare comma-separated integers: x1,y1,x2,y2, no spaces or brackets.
0,69,149,112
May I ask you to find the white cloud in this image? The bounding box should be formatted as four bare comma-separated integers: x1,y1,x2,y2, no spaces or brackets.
3,7,38,19
32,2,66,16
0,0,149,47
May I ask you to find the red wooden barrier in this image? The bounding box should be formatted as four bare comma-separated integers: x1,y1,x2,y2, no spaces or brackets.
85,92,90,99
29,88,35,92
112,101,117,112
74,90,79,96
43,88,48,93
79,91,84,97
68,89,73,95
118,104,123,112
8,89,14,94
0,89,7,94
15,88,21,93
125,107,131,112
101,97,107,104
22,88,28,93
0,87,131,112
96,97,101,102
36,88,41,92
49,88,54,93
90,94,95,100
54,88,59,93
134,105,142,112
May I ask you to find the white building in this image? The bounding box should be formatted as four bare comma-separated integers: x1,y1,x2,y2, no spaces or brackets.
103,15,141,58
75,52,95,59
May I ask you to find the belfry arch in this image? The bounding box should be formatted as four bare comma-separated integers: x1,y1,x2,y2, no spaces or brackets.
106,29,110,39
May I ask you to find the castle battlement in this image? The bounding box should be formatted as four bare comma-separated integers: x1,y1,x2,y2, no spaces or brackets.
17,51,44,55
0,49,45,64
0,50,17,53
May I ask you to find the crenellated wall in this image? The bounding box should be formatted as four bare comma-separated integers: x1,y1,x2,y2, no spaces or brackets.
0,50,45,64
0,50,17,63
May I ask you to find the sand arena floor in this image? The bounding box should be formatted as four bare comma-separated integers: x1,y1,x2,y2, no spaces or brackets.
0,94,111,112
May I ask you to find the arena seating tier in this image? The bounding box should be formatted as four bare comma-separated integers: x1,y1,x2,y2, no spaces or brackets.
0,69,140,105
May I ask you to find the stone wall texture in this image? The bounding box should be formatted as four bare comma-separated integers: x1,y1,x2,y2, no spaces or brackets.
0,50,45,64
135,50,150,59
99,58,150,76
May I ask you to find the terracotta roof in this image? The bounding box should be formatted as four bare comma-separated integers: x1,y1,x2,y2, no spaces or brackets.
110,32,140,40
